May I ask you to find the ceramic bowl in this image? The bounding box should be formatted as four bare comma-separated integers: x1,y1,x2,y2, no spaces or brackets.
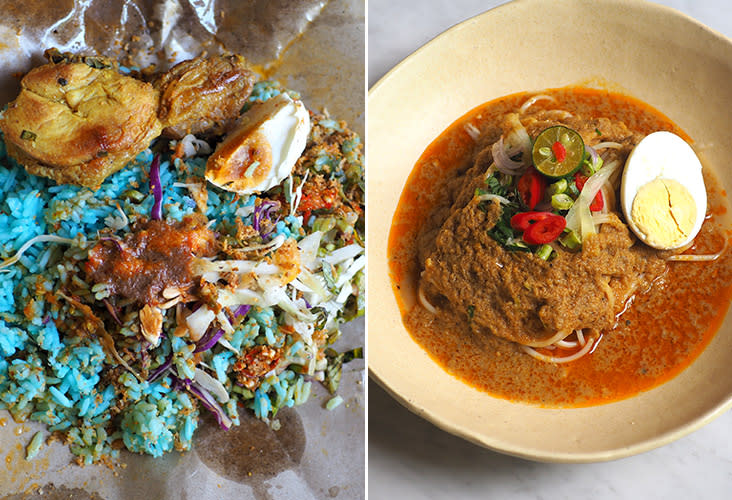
368,0,732,462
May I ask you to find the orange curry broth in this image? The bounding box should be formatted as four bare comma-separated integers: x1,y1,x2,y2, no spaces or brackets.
388,87,732,407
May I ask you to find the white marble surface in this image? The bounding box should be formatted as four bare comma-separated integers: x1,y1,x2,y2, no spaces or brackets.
367,1,732,499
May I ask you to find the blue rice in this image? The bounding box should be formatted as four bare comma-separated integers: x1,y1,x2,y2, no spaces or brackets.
0,80,364,463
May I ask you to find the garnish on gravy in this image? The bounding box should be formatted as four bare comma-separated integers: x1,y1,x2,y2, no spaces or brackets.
388,88,732,406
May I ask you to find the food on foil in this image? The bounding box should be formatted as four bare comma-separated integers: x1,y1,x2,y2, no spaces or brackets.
0,51,364,464
156,54,256,139
0,50,162,189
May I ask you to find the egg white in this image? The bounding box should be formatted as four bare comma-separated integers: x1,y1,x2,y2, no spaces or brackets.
620,131,706,249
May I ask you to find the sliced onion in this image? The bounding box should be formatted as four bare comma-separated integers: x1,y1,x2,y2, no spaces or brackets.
298,231,323,271
102,299,122,326
492,137,526,175
519,94,555,114
186,306,216,341
253,200,280,234
593,141,623,150
476,193,511,205
565,160,621,240
322,244,364,266
464,122,481,141
234,304,251,318
194,368,229,403
584,144,601,172
505,114,532,157
99,236,125,252
187,381,233,430
149,154,163,221
335,255,366,288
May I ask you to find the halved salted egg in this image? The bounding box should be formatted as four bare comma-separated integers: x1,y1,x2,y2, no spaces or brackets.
205,93,310,194
620,131,706,250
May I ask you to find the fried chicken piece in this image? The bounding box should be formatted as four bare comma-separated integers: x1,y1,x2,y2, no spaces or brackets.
155,55,256,139
0,59,161,189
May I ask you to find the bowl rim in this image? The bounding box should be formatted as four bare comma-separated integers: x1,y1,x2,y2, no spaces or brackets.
367,0,732,463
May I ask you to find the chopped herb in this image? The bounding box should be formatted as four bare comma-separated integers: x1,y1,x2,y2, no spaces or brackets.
57,77,67,86
84,57,111,69
310,207,334,217
467,305,475,320
96,150,108,157
324,347,364,394
595,128,602,136
484,174,511,198
20,130,36,141
482,174,525,250
244,161,260,178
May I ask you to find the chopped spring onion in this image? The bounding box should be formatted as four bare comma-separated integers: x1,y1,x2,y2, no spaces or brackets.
560,230,582,250
244,161,260,178
20,130,37,140
548,178,568,195
25,431,44,460
551,193,574,210
326,395,344,410
583,144,603,175
335,255,366,288
536,244,554,261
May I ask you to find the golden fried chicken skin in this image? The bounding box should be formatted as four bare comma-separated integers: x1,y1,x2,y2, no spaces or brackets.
155,55,256,139
0,60,161,189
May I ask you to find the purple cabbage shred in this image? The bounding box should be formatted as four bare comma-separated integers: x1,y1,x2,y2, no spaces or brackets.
194,328,225,353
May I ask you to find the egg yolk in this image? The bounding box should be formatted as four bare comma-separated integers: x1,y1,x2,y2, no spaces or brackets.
206,128,273,191
631,178,696,249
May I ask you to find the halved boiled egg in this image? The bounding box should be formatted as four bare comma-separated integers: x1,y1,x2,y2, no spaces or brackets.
620,131,706,250
205,93,310,194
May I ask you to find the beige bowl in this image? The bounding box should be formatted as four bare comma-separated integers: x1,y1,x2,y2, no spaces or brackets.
368,0,732,462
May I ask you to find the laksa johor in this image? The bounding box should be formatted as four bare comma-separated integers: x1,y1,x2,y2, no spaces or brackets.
388,88,732,406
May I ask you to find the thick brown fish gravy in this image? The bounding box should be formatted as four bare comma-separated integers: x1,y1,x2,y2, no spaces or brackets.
194,407,305,484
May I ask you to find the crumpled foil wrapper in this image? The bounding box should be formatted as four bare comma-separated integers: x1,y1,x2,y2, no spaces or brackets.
0,1,364,499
